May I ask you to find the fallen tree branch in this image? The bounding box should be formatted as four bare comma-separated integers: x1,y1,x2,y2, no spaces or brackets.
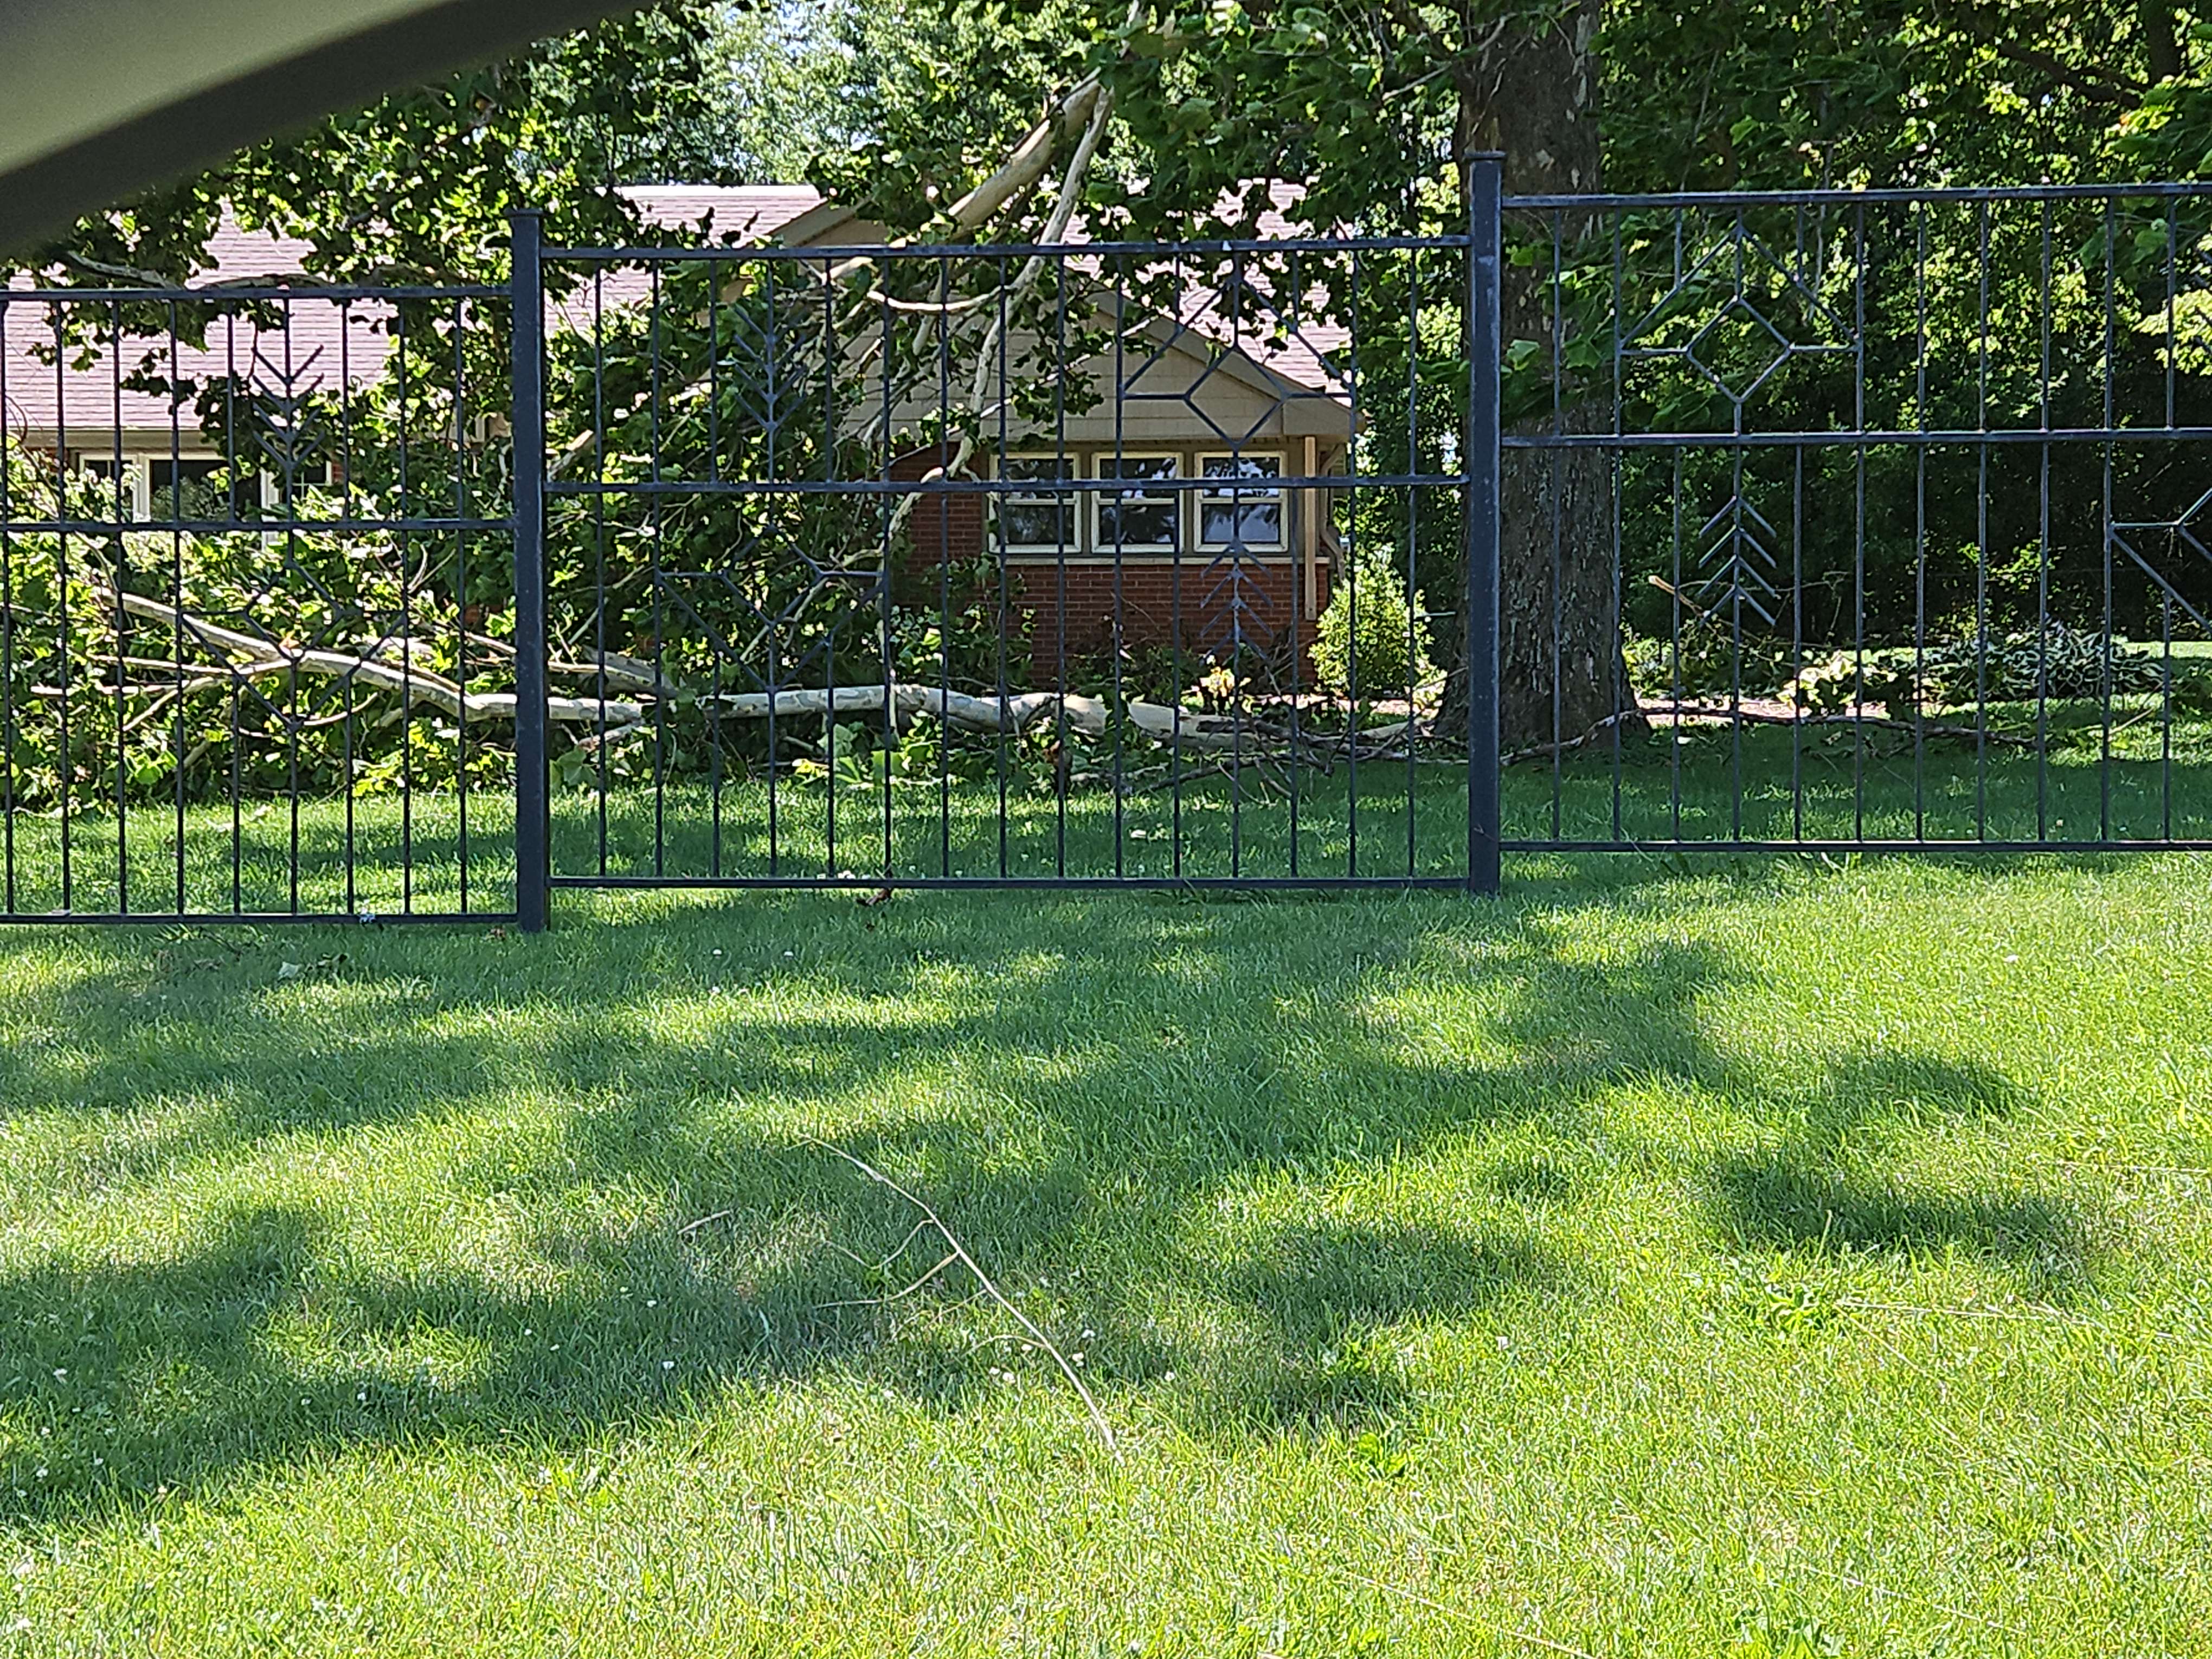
701,681,1253,751
91,585,644,724
552,65,1117,481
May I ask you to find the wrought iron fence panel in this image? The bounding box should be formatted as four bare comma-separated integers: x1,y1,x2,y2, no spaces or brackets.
0,276,517,922
530,214,1490,893
1502,181,2212,851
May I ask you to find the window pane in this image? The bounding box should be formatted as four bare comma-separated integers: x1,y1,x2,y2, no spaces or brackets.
1001,456,1073,548
150,459,247,521
1200,500,1281,546
1002,501,1073,546
1199,454,1283,546
1099,499,1176,548
1099,455,1177,484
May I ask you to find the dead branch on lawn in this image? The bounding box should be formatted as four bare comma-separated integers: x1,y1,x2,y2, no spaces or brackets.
807,1136,1119,1458
1650,701,2039,747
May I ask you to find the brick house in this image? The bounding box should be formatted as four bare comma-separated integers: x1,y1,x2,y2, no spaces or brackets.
774,191,1355,674
5,185,1353,670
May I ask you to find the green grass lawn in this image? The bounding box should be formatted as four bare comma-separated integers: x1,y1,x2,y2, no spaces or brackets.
2,849,2209,1655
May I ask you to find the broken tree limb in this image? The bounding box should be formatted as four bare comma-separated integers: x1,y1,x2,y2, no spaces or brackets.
91,586,644,725
551,69,1114,481
698,682,1302,754
1648,700,2039,746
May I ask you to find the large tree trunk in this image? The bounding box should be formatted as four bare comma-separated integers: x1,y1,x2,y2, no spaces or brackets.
1443,0,1641,752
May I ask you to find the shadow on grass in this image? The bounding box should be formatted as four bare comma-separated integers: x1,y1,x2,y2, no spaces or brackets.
1707,1049,2089,1285
0,872,2098,1528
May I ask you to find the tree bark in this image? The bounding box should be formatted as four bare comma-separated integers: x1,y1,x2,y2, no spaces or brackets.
1442,0,1642,751
2143,2,2184,82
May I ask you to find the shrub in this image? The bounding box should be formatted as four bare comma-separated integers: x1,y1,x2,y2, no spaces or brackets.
1623,617,1789,703
1893,621,2165,709
1313,553,1431,698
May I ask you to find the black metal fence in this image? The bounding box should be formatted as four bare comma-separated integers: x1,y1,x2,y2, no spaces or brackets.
1504,178,2212,852
525,206,1486,902
0,275,516,923
5,164,2211,928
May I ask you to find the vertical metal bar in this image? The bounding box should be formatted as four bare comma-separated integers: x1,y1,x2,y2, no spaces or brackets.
1668,451,1683,841
454,295,473,912
282,301,303,916
877,281,895,881
1111,257,1127,878
1726,217,1745,846
52,303,72,912
1549,210,1565,844
2101,198,2116,842
995,253,1011,879
1406,243,1422,873
2037,200,2052,840
223,306,241,914
1790,444,1804,843
819,256,835,881
1169,250,1187,881
1851,205,1868,844
649,262,668,877
107,298,127,914
1465,152,1503,896
1347,246,1362,874
1913,203,1928,841
1974,200,1991,841
935,254,952,879
1053,254,1069,879
510,211,551,933
1227,249,1243,880
0,298,13,915
397,299,415,914
1609,212,1626,841
339,298,357,917
591,267,611,877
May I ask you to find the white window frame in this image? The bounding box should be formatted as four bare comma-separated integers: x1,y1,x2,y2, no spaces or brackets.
1196,451,1287,551
1091,451,1182,556
994,453,1080,555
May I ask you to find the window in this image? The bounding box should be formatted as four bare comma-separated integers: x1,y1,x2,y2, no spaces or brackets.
1198,453,1284,550
1094,454,1179,552
76,455,135,512
149,458,249,522
996,455,1076,552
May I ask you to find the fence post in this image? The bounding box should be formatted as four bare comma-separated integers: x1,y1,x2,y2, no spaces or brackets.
510,210,550,933
1464,152,1504,896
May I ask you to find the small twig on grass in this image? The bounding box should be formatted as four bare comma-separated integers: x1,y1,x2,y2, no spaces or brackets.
806,1136,1119,1458
675,1208,733,1237
1836,1297,2190,1346
1328,1567,1599,1659
816,1252,960,1311
1503,709,1641,767
1798,1561,2031,1639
